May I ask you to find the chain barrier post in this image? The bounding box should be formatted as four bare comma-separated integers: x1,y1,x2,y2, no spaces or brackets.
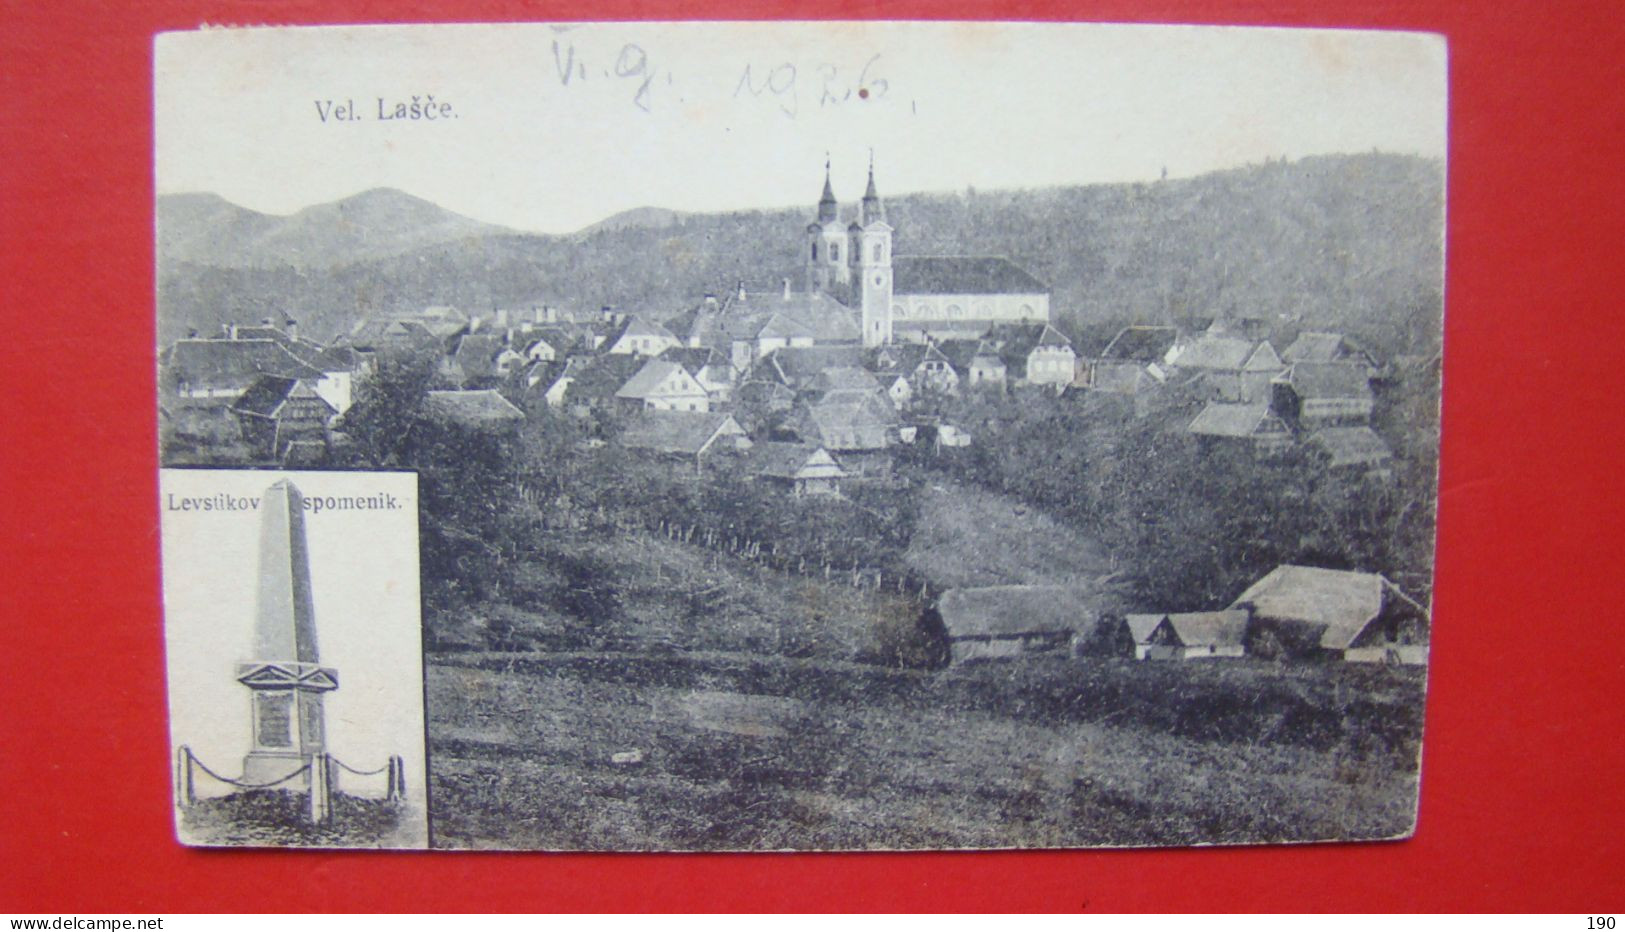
308,753,333,825
175,745,195,808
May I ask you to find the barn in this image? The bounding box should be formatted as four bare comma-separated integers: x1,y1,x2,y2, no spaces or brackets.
1230,564,1428,663
933,585,1082,664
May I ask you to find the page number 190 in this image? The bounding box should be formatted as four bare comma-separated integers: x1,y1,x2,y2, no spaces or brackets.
1589,918,1616,929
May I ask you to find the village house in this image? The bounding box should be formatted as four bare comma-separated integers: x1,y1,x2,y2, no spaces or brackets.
934,339,1007,391
519,327,582,363
783,388,899,458
1308,426,1395,474
1270,362,1375,427
561,354,655,414
227,320,363,413
161,337,327,405
440,332,518,388
229,375,338,461
343,305,470,358
659,346,736,402
422,389,526,431
748,345,866,394
930,585,1082,664
1187,402,1294,453
1123,611,1249,660
617,410,751,469
804,365,881,399
876,370,913,409
1282,331,1382,376
988,323,1077,389
1089,325,1180,394
613,359,711,413
520,357,590,409
905,343,960,395
746,442,848,496
682,284,862,371
1230,564,1428,663
600,315,683,357
1167,333,1279,402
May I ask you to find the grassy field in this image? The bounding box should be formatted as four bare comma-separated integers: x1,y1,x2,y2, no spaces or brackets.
425,650,1423,850
905,480,1113,589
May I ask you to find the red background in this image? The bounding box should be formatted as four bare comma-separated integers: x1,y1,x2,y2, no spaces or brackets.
3,0,1622,912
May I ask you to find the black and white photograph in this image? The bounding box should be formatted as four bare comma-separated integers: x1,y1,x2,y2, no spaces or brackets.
159,468,429,848
154,21,1446,850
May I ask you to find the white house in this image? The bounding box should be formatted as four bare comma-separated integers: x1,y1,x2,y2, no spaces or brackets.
1124,611,1249,660
614,359,711,413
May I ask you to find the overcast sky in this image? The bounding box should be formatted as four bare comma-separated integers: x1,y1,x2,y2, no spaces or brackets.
156,21,1446,234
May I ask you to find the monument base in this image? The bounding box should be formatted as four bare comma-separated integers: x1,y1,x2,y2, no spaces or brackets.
241,750,313,789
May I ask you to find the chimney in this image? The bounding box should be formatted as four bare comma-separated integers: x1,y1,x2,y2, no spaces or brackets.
505,328,516,346
187,327,199,339
782,278,792,300
495,308,509,329
541,305,557,324
226,323,239,340
736,281,747,302
261,317,274,327
703,293,718,309
284,318,299,341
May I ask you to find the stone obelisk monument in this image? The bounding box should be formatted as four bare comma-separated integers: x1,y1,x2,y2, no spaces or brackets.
236,480,338,788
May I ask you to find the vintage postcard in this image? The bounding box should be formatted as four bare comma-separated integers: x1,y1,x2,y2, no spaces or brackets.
155,21,1446,849
160,469,429,847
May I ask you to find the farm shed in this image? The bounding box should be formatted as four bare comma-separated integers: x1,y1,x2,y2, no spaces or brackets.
746,442,848,496
1229,564,1428,663
423,389,526,430
933,585,1083,664
1308,426,1394,472
1123,611,1249,660
1187,402,1293,452
1270,362,1374,426
618,410,751,465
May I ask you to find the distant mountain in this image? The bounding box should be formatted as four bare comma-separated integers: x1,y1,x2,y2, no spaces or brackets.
574,206,684,238
157,187,517,270
157,153,1444,357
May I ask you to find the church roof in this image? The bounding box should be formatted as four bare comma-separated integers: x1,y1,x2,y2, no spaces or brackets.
892,256,1048,296
817,166,838,223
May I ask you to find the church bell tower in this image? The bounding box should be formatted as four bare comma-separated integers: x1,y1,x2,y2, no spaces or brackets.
855,155,893,347
805,158,852,295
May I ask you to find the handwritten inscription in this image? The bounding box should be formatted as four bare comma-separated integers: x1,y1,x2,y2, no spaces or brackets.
734,55,889,118
548,36,896,117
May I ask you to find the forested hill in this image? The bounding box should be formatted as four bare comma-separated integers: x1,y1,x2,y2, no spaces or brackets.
157,152,1444,356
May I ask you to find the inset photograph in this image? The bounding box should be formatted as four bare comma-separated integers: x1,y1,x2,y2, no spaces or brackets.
159,469,427,848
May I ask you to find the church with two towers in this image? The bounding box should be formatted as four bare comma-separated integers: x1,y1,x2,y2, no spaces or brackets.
802,158,1053,349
